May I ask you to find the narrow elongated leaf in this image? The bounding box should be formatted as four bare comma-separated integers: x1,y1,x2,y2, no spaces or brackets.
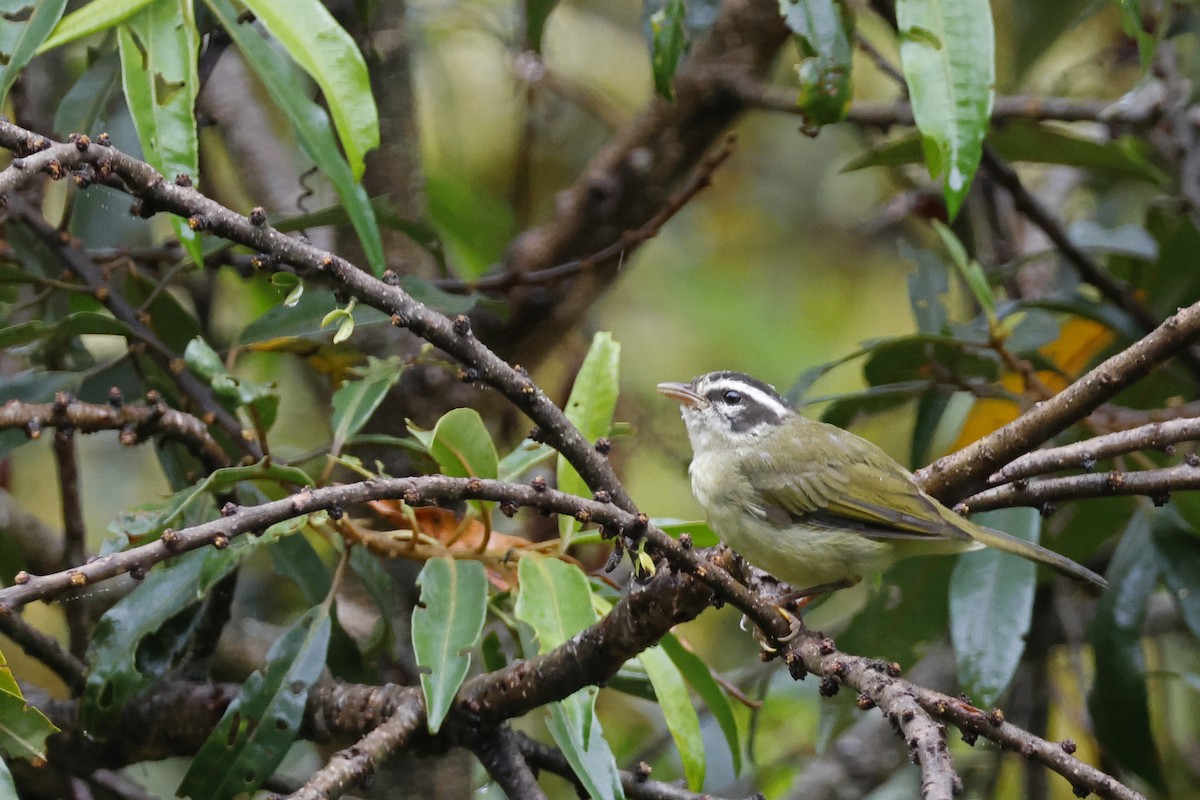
330,356,403,455
53,50,122,135
515,556,599,746
38,0,154,52
779,0,853,125
1088,511,1164,790
239,0,378,179
638,644,704,789
545,701,625,800
896,0,994,219
0,650,58,761
117,0,203,266
649,0,687,101
203,0,385,273
498,438,555,482
178,605,331,799
0,0,68,106
933,220,995,321
557,332,620,541
412,558,488,733
1147,510,1200,639
949,507,1039,707
184,337,280,431
658,633,741,774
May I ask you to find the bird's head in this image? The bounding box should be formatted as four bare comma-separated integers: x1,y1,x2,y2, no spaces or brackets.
657,371,794,453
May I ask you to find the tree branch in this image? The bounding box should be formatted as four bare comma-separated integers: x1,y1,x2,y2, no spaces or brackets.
914,299,1200,500
467,726,547,800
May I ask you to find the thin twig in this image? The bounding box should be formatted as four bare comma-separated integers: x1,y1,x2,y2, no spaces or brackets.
470,726,547,800
990,417,1200,484
0,610,86,693
436,135,737,295
962,462,1200,512
51,422,89,660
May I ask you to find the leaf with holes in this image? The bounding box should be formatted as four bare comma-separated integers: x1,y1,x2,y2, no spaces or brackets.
779,0,854,125
178,605,331,799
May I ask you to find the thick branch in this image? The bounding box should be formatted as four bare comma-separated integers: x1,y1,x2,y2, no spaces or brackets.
467,727,547,800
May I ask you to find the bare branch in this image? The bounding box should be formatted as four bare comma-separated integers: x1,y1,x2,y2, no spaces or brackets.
962,462,1200,512
0,395,231,472
468,726,547,800
0,610,85,693
51,425,88,660
990,417,1200,484
914,299,1200,500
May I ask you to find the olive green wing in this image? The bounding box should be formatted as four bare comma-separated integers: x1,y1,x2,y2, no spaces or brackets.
740,419,974,543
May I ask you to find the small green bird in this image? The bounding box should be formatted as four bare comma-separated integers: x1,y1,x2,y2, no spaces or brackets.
658,371,1107,596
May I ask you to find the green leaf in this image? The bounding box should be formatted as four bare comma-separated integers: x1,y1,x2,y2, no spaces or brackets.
38,0,154,52
239,0,378,180
497,438,556,482
651,519,719,548
269,529,331,606
184,337,280,431
1147,510,1200,640
860,334,998,387
236,289,390,345
412,558,488,733
557,332,621,542
649,0,687,101
0,650,58,761
837,556,953,669
779,0,854,125
0,0,68,107
844,121,1166,184
526,0,559,52
896,0,995,219
116,0,204,267
53,49,122,136
83,536,276,731
178,605,332,800
1114,0,1154,68
903,242,950,334
203,0,385,273
425,173,516,282
638,644,704,789
659,633,741,775
426,408,499,481
330,356,404,456
515,556,599,748
1088,511,1164,790
932,220,995,321
545,700,625,800
0,321,43,349
949,507,1038,707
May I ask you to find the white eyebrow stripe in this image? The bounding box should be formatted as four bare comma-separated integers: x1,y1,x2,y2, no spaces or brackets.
703,378,791,420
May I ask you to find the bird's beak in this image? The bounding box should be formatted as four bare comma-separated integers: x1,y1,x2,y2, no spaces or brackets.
656,381,703,408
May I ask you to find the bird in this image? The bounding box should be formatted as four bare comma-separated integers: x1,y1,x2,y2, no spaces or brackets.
657,371,1107,600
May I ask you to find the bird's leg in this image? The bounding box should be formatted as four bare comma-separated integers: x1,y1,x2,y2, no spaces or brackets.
773,579,858,643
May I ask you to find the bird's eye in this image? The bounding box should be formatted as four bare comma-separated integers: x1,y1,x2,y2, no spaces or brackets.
721,389,743,405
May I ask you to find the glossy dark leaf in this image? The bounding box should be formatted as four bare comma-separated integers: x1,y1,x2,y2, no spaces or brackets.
0,0,68,107
949,508,1039,707
1088,511,1164,790
178,605,331,799
53,49,121,135
904,242,950,335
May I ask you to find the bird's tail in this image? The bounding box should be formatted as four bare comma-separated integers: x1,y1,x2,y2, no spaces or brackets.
967,522,1107,588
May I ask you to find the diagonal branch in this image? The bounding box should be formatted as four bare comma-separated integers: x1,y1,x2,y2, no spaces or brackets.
914,298,1200,500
